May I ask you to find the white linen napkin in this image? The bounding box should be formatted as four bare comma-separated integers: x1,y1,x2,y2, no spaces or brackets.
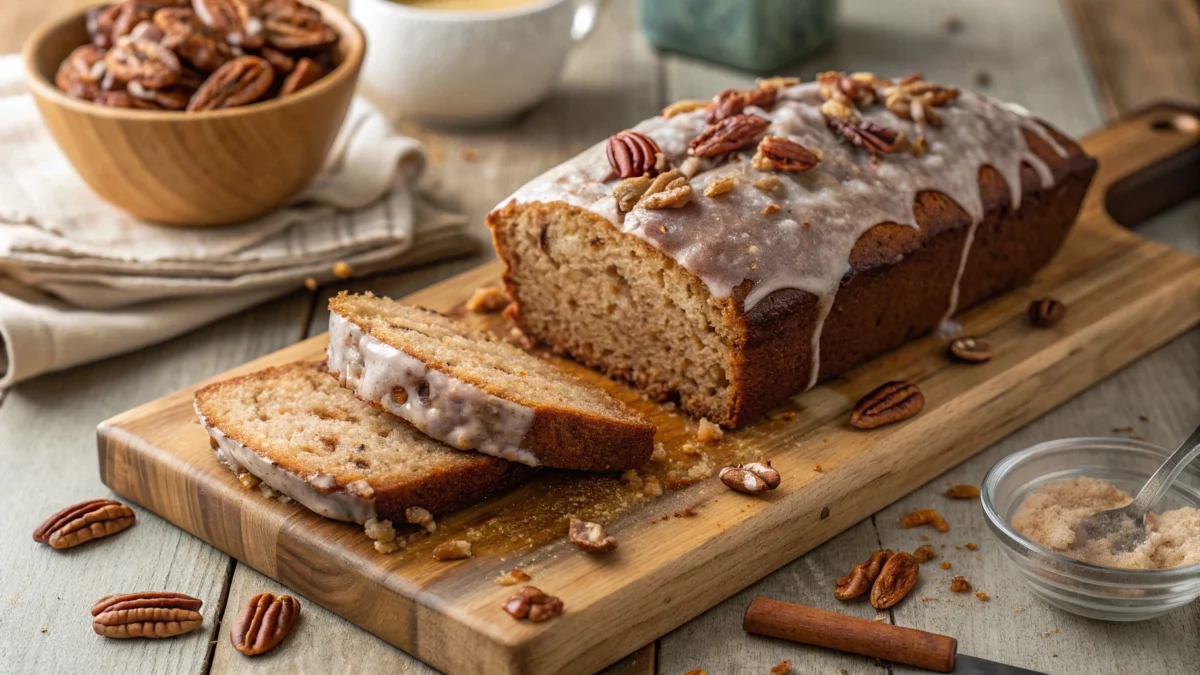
0,53,473,387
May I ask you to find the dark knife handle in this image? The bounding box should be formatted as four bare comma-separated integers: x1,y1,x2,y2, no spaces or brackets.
744,597,957,673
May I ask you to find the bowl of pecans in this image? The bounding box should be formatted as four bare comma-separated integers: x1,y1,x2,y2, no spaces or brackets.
22,0,365,226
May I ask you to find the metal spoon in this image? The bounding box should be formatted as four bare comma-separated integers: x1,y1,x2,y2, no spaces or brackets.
1073,424,1200,553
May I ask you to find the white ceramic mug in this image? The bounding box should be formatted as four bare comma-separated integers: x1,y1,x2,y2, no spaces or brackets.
349,0,604,126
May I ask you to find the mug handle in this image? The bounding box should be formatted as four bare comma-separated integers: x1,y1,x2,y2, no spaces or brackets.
571,0,606,42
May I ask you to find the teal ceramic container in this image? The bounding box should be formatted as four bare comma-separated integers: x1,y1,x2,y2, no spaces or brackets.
636,0,837,73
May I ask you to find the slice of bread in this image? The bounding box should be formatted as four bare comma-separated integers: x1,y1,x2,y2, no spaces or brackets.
326,292,656,471
194,360,530,523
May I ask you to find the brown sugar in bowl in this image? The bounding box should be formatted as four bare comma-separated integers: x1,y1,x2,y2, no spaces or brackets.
21,0,365,226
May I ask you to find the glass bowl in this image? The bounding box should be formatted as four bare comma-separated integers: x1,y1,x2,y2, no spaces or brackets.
981,437,1200,621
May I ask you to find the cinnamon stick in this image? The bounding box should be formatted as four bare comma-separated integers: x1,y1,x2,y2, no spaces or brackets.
743,597,957,672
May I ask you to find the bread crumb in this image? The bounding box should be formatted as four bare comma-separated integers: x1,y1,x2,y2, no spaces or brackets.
761,203,781,215
684,670,706,675
649,443,667,463
943,15,964,32
674,506,696,518
950,575,971,592
303,277,318,291
1139,414,1150,422
696,418,724,443
704,176,736,198
621,470,643,489
813,464,823,473
939,561,952,570
770,661,792,675
495,569,531,586
920,535,929,542
406,506,437,533
40,625,47,633
643,476,664,498
901,509,950,532
237,472,261,490
752,176,781,192
462,147,478,162
975,591,990,602
466,286,509,313
374,539,403,554
965,542,978,551
332,261,352,279
365,517,397,543
433,540,472,560
770,410,797,421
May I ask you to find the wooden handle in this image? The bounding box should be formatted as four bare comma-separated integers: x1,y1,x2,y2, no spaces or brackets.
743,597,957,673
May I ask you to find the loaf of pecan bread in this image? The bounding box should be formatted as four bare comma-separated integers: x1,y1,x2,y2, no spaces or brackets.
488,73,1097,427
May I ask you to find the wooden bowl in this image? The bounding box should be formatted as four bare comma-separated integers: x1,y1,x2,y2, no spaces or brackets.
21,1,365,226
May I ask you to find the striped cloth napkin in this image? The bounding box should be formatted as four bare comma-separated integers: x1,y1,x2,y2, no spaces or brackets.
0,54,473,388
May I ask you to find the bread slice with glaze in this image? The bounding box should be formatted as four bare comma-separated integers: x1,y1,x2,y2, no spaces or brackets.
326,292,656,471
194,360,530,523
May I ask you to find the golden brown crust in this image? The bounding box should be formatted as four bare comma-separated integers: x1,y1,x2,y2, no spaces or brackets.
490,119,1097,427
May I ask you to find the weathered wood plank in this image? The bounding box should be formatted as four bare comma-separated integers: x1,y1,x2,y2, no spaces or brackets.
1064,0,1200,119
0,292,309,674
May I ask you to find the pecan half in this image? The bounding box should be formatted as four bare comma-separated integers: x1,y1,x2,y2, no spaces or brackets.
33,499,136,549
156,8,235,72
93,90,161,109
194,0,265,49
834,549,891,600
280,57,322,96
1028,298,1066,328
55,45,108,100
230,593,300,656
259,46,295,73
568,518,618,554
945,484,981,499
901,508,950,533
849,381,924,429
607,130,662,179
948,336,992,363
870,551,919,609
503,586,563,622
884,79,959,128
106,36,182,89
689,114,771,157
719,461,780,494
92,592,203,639
828,116,899,154
187,56,273,111
817,71,888,108
706,86,776,123
752,136,820,172
263,2,337,51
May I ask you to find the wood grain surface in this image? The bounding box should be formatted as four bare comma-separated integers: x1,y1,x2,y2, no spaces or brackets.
96,106,1200,674
2,1,1199,674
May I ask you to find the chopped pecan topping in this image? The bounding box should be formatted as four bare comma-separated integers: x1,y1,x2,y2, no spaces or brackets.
703,176,736,198
689,114,771,157
405,506,436,533
945,484,982,499
568,518,618,554
883,78,959,128
1028,298,1067,328
752,136,820,172
503,586,563,622
835,549,892,600
92,592,203,639
495,569,531,586
752,175,781,192
661,99,710,119
229,593,300,656
913,544,938,563
637,169,692,209
761,203,781,215
607,130,662,179
706,86,776,123
819,98,855,120
817,71,889,108
949,336,992,363
850,381,924,429
901,509,951,533
33,499,136,550
613,176,652,212
870,551,919,609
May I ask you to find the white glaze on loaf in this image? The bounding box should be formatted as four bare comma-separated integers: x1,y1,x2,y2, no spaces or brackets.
326,312,540,466
501,82,1069,387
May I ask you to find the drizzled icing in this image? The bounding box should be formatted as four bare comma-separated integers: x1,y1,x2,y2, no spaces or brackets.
502,81,1068,387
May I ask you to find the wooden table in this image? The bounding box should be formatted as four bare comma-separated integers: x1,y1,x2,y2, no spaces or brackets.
1,1,1197,673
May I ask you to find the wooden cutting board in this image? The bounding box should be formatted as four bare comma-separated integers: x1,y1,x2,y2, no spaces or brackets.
98,104,1200,675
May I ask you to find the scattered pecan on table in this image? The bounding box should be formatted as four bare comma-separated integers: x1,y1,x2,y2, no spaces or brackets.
230,592,301,656
33,499,136,550
91,591,203,639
